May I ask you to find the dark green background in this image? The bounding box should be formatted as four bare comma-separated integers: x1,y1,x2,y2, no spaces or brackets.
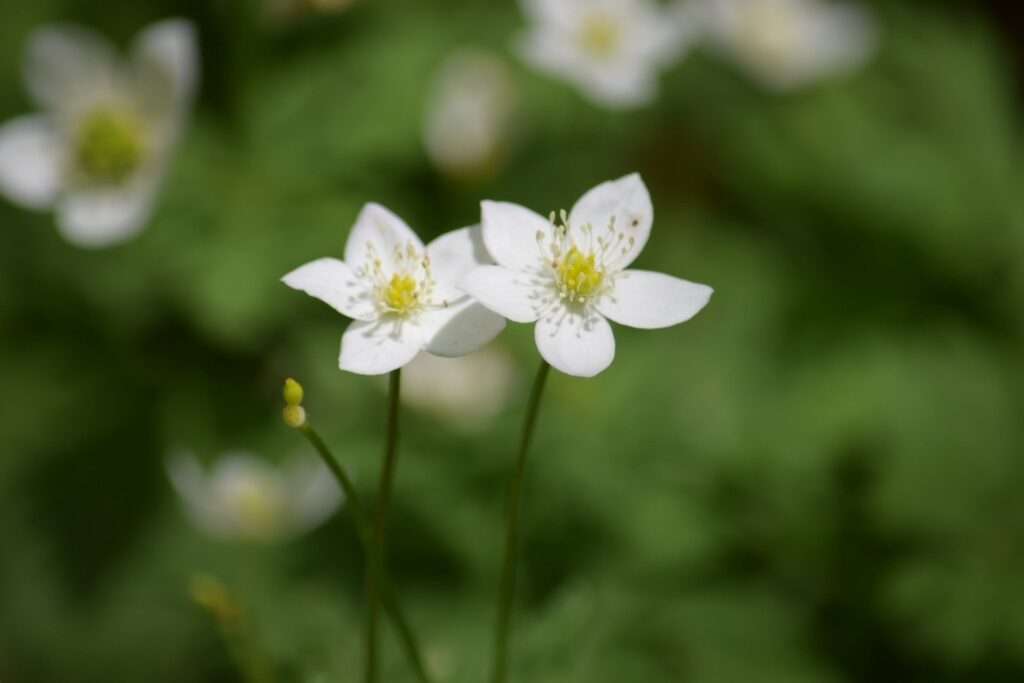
3,1,1024,681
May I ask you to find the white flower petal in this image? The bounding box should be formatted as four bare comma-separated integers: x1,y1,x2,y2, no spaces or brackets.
424,51,515,177
574,62,659,108
422,299,507,357
56,181,157,248
480,200,552,271
426,224,493,302
535,308,615,377
284,457,343,533
402,349,515,428
166,452,224,536
569,173,652,269
0,115,63,210
282,257,377,321
131,19,199,122
803,3,877,79
23,24,120,113
339,319,425,375
343,203,425,275
598,269,712,329
460,265,542,324
519,0,582,30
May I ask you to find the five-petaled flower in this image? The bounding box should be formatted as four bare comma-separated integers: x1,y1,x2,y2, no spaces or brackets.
699,0,877,91
517,0,691,108
461,174,712,378
283,204,507,375
0,19,198,247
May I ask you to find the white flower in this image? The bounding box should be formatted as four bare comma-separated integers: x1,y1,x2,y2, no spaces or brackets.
517,0,691,108
0,19,198,247
401,347,516,430
282,204,507,375
698,0,877,91
167,451,342,542
424,50,518,180
461,174,712,378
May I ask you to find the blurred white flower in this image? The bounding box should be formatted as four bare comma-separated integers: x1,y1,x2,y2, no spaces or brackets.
424,50,518,180
461,174,712,378
517,0,692,108
283,206,506,375
0,19,198,248
168,451,342,542
698,0,877,91
401,347,516,429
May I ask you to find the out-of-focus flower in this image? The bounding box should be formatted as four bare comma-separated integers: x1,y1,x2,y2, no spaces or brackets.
698,0,877,91
424,50,518,181
401,347,516,429
517,0,691,108
167,451,342,542
282,206,506,375
0,19,198,248
461,174,713,378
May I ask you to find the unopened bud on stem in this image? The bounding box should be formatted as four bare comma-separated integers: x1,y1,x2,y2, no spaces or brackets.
283,404,306,429
283,378,304,406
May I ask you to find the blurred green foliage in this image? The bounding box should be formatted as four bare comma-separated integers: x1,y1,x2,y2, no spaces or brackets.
2,1,1024,681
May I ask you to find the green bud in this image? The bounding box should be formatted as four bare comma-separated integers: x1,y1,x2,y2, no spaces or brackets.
283,378,304,406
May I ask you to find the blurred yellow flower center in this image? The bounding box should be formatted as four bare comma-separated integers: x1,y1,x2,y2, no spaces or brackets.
556,247,604,302
75,107,147,184
234,480,283,540
740,4,800,66
580,14,621,59
383,273,420,315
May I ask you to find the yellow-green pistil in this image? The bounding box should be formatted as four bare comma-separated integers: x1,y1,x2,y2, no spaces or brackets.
556,246,604,303
75,108,147,184
383,273,420,315
579,14,622,60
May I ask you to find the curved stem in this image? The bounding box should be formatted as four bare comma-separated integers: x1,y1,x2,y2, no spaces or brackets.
492,361,551,683
369,369,402,683
300,403,431,683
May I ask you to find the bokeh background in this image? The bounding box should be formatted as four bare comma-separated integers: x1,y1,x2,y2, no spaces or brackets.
3,0,1024,681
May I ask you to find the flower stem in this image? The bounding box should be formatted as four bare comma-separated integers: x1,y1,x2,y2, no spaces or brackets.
299,411,431,683
492,361,551,683
369,369,402,683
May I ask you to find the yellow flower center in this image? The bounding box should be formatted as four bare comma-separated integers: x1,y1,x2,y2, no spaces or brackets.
580,14,621,60
234,479,283,540
75,107,147,184
383,273,420,315
556,247,604,302
739,3,800,67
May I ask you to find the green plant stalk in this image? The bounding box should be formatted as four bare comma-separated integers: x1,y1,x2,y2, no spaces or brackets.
299,393,431,683
368,369,402,683
219,616,275,683
492,361,552,683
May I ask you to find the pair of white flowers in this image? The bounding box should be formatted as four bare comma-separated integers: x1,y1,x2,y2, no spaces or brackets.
518,0,877,107
283,174,712,378
0,19,197,247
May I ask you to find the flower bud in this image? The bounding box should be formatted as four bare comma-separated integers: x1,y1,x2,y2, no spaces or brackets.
283,378,304,406
283,404,307,429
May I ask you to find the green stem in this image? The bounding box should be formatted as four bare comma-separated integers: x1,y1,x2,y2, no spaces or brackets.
300,407,431,683
492,361,551,683
369,369,402,683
